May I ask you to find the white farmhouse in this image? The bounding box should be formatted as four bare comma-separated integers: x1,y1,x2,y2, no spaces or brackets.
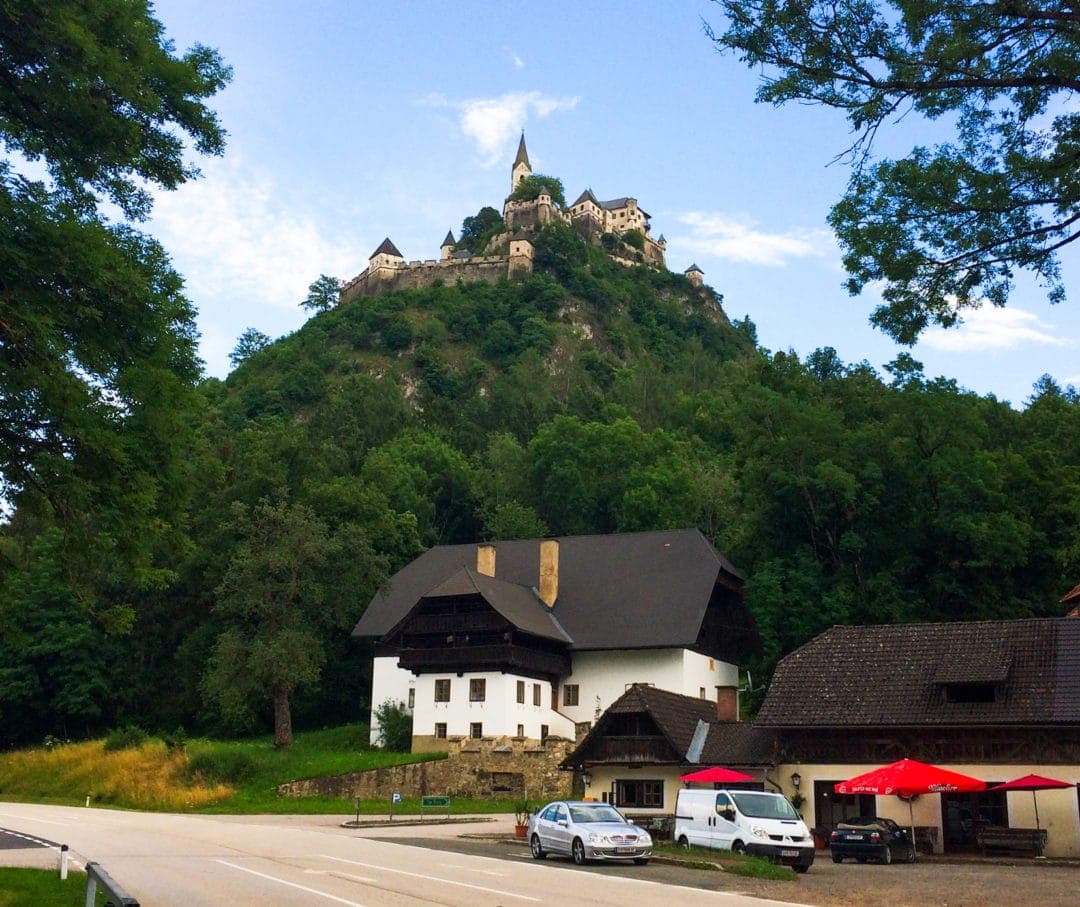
352,529,760,753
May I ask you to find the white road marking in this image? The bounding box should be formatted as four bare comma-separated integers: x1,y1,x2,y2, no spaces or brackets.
0,812,72,827
305,869,377,883
318,854,541,902
437,863,504,876
0,828,54,848
216,860,369,906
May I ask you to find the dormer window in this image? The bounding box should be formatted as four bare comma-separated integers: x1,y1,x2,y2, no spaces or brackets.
944,682,996,703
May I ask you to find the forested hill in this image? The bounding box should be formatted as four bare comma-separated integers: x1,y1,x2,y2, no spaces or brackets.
3,222,1079,746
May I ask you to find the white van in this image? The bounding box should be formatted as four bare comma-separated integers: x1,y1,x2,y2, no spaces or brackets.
673,788,815,873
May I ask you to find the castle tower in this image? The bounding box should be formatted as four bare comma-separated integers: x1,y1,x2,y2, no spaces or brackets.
441,229,456,262
511,133,532,192
369,237,405,276
509,233,534,279
684,263,704,288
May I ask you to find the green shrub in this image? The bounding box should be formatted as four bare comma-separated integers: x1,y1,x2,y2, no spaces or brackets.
185,750,257,784
160,726,188,752
103,725,149,752
382,315,414,351
621,229,645,250
510,174,566,207
373,700,413,752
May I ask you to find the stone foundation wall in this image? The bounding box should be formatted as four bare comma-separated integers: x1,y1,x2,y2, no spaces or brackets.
277,736,576,802
341,257,519,304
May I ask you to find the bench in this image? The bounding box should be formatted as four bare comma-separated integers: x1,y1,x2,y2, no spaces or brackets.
976,826,1047,857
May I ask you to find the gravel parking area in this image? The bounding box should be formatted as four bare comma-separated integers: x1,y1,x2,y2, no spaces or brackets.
372,827,1080,907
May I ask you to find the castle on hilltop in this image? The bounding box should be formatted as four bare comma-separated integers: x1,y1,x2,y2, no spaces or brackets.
340,136,704,304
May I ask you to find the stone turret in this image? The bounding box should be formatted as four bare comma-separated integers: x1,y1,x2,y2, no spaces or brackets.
512,133,532,192
441,230,456,262
509,233,534,278
684,263,704,287
369,237,405,276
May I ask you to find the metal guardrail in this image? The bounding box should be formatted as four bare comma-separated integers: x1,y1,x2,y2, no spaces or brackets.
85,861,140,906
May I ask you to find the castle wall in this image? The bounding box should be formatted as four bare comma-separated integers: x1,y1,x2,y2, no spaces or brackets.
340,255,521,302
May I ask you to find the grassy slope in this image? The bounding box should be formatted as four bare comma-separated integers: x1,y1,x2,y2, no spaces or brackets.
0,869,103,906
0,725,451,814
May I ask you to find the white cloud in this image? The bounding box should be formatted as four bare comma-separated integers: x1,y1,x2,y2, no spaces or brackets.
674,212,835,267
423,91,579,165
919,306,1073,352
506,48,525,69
149,155,363,315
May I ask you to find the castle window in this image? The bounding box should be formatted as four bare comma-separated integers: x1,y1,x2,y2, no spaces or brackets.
470,678,486,702
470,722,483,739
533,683,541,706
408,688,415,709
516,724,525,738
434,678,451,702
517,680,525,703
563,684,579,707
435,722,447,739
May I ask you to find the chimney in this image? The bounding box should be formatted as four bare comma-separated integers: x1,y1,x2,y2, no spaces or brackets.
476,543,496,577
716,686,739,722
539,539,559,607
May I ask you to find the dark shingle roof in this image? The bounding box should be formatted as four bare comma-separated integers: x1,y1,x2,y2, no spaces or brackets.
756,619,1080,728
685,263,703,274
599,197,634,210
571,188,599,207
514,133,530,169
562,685,776,768
370,237,403,258
417,566,571,642
353,529,747,651
442,230,456,246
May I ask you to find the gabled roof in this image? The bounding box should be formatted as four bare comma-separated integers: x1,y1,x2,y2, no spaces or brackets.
571,188,599,207
1062,581,1080,605
370,237,403,259
514,133,531,169
756,619,1080,728
442,230,456,246
685,263,703,274
353,529,749,653
416,566,571,643
562,685,775,768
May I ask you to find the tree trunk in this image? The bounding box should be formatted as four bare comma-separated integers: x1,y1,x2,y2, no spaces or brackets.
273,685,293,748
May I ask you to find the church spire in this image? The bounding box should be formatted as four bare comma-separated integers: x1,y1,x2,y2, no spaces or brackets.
511,132,532,192
514,133,531,169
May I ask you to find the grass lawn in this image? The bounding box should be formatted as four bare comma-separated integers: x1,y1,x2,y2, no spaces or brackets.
0,724,459,815
0,868,105,906
653,841,797,881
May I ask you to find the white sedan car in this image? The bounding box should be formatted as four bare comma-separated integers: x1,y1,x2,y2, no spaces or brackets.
527,800,652,865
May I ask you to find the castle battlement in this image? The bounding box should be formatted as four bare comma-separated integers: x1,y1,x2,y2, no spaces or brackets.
339,136,691,305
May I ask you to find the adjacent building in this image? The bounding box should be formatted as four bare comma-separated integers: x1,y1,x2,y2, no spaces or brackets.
352,529,760,755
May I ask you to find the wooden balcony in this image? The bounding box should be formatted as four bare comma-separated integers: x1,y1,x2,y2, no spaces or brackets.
584,736,675,763
397,643,570,678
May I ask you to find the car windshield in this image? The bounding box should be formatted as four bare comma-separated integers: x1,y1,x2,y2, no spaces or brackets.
569,804,626,824
730,792,799,820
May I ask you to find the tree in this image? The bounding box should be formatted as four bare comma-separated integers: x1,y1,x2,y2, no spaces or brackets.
708,1,1080,342
458,206,506,254
202,499,385,747
301,274,341,313
510,174,567,207
0,0,230,585
229,328,272,368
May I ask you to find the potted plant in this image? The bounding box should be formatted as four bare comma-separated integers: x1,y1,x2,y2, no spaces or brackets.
513,800,531,838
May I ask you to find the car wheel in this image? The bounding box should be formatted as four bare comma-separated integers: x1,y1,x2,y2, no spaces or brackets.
634,858,649,865
906,845,916,863
731,840,746,855
856,856,867,863
572,838,587,865
881,845,892,865
677,835,690,849
530,834,545,860
794,864,810,874
832,852,844,863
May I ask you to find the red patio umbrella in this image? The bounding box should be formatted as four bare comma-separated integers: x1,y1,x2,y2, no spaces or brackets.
680,766,755,784
835,759,986,856
989,774,1073,832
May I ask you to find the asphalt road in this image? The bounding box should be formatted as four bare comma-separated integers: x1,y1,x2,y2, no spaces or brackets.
0,804,805,907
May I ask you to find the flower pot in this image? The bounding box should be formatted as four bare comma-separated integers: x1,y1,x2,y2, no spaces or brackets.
514,824,529,839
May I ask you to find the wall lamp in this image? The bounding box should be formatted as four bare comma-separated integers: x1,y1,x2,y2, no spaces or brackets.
790,772,802,790
581,769,592,787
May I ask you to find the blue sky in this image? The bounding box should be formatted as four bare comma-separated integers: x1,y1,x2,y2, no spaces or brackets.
147,0,1080,408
